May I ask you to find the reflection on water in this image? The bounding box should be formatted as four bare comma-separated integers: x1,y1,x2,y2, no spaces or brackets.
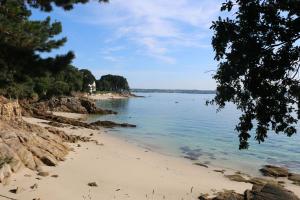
88,93,300,175
96,98,130,111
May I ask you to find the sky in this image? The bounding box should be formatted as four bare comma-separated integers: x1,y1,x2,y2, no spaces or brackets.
31,0,224,90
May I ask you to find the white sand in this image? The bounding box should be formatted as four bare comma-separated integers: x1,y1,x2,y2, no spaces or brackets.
0,117,298,200
52,112,87,120
87,93,132,100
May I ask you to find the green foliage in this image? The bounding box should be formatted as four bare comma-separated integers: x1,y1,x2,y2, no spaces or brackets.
56,65,84,92
25,0,108,12
96,74,130,92
210,0,300,149
0,0,106,99
34,74,53,97
48,81,70,96
80,69,96,92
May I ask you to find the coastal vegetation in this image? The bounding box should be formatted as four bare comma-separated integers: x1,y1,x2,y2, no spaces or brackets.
96,74,130,93
210,0,300,149
0,0,128,99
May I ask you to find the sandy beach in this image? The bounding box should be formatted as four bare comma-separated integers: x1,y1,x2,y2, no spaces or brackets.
86,93,134,100
0,115,298,200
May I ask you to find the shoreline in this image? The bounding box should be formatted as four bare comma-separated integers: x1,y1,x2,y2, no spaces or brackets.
0,116,298,199
86,92,139,100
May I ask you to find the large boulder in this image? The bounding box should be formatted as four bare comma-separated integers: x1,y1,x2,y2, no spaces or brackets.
259,165,289,177
246,183,300,200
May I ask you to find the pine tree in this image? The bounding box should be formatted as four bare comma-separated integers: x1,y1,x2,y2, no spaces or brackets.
0,0,107,98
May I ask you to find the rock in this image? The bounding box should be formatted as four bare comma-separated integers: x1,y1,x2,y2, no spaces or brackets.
0,163,12,183
37,172,49,177
90,120,136,128
80,98,116,114
235,171,251,178
0,98,22,121
0,97,70,185
199,183,300,200
43,121,67,128
199,190,244,200
214,169,226,174
225,174,248,183
34,111,99,130
51,174,59,178
88,182,98,187
247,177,278,186
250,183,300,200
9,159,23,173
198,193,209,200
21,96,117,115
288,173,300,185
30,183,38,190
21,98,133,131
10,187,24,194
260,165,289,177
194,163,209,168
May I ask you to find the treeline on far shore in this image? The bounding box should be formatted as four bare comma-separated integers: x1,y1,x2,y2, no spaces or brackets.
131,89,216,94
0,64,130,100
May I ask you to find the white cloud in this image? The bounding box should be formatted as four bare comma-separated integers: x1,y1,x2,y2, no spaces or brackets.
99,45,125,63
102,55,119,62
73,0,221,63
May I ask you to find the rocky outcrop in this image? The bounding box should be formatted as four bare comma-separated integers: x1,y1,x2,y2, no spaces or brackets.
199,183,300,200
45,127,95,143
90,120,136,128
0,97,73,185
259,165,300,186
26,107,136,130
21,96,117,115
32,111,99,130
259,165,289,177
0,120,70,183
0,97,22,121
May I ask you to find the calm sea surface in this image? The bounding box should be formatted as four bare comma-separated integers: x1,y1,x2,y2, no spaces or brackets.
88,93,300,175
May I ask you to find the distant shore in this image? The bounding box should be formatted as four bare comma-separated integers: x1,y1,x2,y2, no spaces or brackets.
131,89,216,94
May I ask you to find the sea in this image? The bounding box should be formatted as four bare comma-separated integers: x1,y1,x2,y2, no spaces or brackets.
87,93,300,175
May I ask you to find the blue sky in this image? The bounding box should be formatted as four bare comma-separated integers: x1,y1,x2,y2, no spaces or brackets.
32,0,224,90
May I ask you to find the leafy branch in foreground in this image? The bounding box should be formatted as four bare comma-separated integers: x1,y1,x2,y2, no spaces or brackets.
210,0,300,149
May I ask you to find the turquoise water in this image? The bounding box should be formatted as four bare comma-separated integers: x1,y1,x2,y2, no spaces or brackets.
88,93,300,175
